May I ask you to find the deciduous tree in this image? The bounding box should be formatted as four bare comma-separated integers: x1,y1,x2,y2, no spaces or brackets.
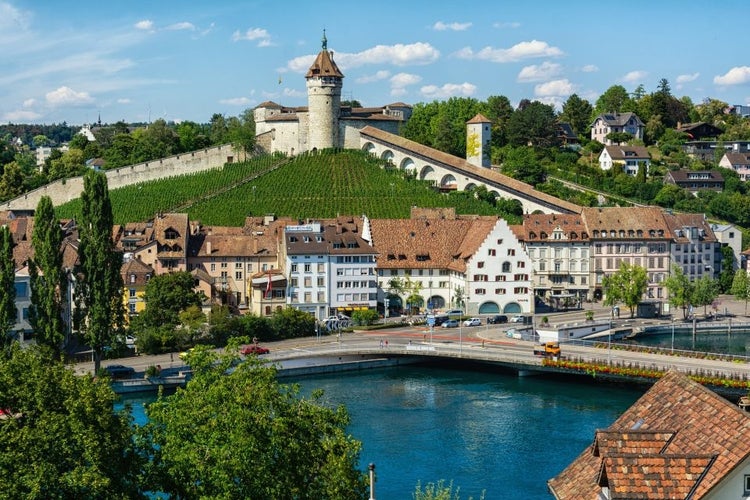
0,225,16,347
730,269,750,315
665,265,693,319
142,347,368,499
602,262,648,318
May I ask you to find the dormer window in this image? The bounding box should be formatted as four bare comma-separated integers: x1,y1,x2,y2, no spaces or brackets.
289,236,298,243
165,229,178,240
416,254,430,262
130,274,136,283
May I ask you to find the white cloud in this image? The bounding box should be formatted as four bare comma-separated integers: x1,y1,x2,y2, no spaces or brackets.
390,72,421,87
165,22,195,31
356,70,391,84
714,66,750,86
134,20,154,31
420,82,477,99
517,62,562,82
23,98,36,107
45,86,94,106
433,21,472,31
456,40,563,63
676,72,700,84
232,27,272,47
283,88,305,98
286,42,439,73
621,70,648,84
534,79,575,97
0,2,30,31
582,64,598,73
117,98,131,104
536,96,564,110
492,21,521,29
2,109,41,122
219,97,252,106
391,87,407,97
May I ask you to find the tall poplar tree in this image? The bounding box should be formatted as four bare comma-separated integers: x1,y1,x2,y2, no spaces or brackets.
29,195,65,357
75,170,124,373
0,225,16,348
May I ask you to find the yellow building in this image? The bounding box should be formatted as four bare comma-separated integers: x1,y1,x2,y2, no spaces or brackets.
121,257,154,323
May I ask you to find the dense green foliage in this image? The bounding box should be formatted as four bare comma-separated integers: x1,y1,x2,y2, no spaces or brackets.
0,346,144,499
602,262,648,318
142,346,368,499
29,196,66,358
0,226,16,346
75,171,124,373
57,150,521,226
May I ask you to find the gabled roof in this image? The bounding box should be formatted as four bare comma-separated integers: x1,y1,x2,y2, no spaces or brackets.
581,207,671,238
520,213,589,242
602,145,650,160
591,111,644,127
665,169,724,183
548,370,750,499
722,152,750,165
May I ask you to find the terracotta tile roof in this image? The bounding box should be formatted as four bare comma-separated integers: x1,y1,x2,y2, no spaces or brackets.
466,113,491,124
520,213,589,242
284,217,376,256
663,213,717,244
121,258,154,286
305,48,344,79
152,213,188,258
581,207,671,239
359,126,581,214
548,370,750,499
603,145,650,160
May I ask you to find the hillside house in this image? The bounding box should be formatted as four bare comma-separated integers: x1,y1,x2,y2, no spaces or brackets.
664,170,724,194
719,152,750,181
598,145,650,176
590,112,644,145
675,121,723,141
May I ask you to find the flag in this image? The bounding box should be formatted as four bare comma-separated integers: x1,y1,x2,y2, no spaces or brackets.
265,271,272,298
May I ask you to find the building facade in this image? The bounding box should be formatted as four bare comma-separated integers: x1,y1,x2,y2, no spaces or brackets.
590,112,645,145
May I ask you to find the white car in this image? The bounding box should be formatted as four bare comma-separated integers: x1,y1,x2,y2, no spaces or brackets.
510,315,525,323
463,318,481,327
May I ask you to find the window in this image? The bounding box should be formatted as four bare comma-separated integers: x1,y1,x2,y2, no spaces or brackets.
517,261,526,268
317,277,325,287
129,289,137,298
475,288,486,295
130,274,136,283
502,262,511,273
477,261,485,268
210,263,216,271
304,277,312,288
291,278,298,287
507,249,516,256
304,264,311,272
235,271,242,280
488,248,496,256
14,282,28,297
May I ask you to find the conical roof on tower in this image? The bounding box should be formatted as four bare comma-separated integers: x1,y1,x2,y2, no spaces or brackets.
467,113,491,124
305,30,344,79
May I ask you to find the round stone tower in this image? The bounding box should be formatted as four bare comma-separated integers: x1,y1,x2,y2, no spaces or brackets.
306,30,344,151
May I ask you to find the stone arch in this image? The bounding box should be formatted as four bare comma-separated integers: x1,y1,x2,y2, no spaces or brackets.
427,295,445,311
440,174,457,190
490,190,501,199
478,301,500,314
381,150,395,167
465,182,478,192
503,302,522,314
362,142,376,154
420,165,435,181
400,157,417,175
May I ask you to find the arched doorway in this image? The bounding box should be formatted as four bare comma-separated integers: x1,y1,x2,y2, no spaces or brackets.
385,294,402,316
427,295,445,312
503,302,522,314
478,301,500,314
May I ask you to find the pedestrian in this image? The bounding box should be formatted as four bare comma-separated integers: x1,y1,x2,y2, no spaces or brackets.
385,339,389,348
380,339,384,348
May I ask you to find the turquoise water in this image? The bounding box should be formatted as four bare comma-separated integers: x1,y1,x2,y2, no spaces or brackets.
631,326,750,356
120,365,642,499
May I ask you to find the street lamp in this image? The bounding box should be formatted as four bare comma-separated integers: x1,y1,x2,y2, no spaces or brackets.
671,317,675,352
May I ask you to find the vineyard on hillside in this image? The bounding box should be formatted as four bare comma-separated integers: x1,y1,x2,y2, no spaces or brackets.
56,149,521,226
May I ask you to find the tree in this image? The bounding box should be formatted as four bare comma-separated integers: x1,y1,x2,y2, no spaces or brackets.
594,85,632,114
501,146,545,186
0,225,16,347
730,269,750,316
0,345,144,498
29,196,65,357
75,170,124,373
482,95,513,148
452,285,465,310
664,265,694,320
414,479,485,500
271,306,317,339
142,347,368,499
226,108,256,160
139,271,203,329
691,276,719,317
718,246,735,293
560,94,593,136
506,100,559,148
602,262,648,318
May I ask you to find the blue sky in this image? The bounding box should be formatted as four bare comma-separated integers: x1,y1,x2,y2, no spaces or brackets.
2,0,749,126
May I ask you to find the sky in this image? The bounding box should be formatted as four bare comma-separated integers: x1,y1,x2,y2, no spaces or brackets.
2,0,750,126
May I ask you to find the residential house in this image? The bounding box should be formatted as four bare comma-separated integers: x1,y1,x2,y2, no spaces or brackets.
711,223,743,273
548,370,750,499
131,213,189,273
663,212,719,282
664,169,724,194
675,121,723,141
590,112,644,145
243,215,292,317
685,140,750,162
369,208,532,316
582,207,672,302
120,257,153,320
598,145,650,176
719,152,750,181
518,213,590,307
557,122,580,149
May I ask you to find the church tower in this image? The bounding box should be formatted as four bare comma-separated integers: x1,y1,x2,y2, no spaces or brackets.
466,114,491,167
306,30,344,151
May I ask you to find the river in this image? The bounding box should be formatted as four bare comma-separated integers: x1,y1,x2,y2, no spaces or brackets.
121,364,643,499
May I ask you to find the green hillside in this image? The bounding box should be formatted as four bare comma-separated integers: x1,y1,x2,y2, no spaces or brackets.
56,149,521,226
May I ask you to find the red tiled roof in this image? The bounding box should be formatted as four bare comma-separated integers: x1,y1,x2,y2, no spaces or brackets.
548,370,750,499
520,213,589,242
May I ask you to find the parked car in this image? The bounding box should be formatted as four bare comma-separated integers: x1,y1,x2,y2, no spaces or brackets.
240,344,270,355
445,309,464,317
442,319,459,328
463,317,482,327
103,364,135,380
510,315,526,323
487,315,508,324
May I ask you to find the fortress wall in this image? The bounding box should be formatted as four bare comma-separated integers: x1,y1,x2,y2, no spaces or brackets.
3,144,235,210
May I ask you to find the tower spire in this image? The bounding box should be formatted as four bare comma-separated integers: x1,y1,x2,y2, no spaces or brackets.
321,29,327,50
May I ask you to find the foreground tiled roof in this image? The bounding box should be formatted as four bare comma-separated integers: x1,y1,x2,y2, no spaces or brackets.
548,370,750,499
359,126,581,214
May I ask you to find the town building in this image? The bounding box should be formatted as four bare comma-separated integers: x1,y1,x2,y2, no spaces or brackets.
598,145,650,176
465,113,491,168
719,152,750,181
517,213,590,307
120,257,153,320
685,140,750,162
675,121,723,141
663,212,719,282
590,112,645,145
711,223,743,272
549,370,750,499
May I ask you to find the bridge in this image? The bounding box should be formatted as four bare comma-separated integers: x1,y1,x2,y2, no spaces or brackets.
359,126,581,215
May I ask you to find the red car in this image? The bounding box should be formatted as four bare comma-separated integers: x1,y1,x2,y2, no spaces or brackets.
240,344,270,355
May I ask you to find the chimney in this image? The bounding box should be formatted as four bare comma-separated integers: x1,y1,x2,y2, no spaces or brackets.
207,241,212,255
